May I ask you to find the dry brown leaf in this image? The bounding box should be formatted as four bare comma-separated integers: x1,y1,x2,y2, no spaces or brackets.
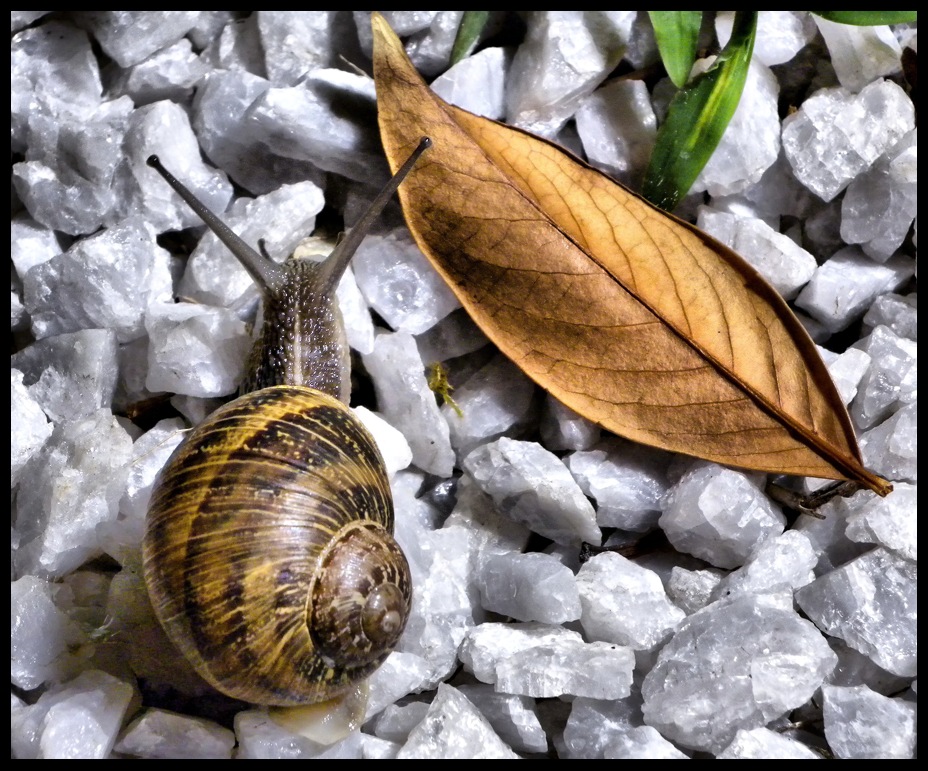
371,14,891,496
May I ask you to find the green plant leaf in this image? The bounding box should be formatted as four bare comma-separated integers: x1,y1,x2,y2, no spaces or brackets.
450,11,490,66
649,11,703,88
641,11,757,212
811,11,917,26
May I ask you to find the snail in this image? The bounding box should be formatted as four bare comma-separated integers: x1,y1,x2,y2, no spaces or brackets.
142,139,431,738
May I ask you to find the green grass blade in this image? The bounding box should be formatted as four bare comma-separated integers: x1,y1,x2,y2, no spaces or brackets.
649,11,703,88
641,11,757,212
811,11,917,26
451,11,490,66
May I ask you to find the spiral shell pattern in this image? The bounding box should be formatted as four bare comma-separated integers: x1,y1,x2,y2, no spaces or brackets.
142,385,412,706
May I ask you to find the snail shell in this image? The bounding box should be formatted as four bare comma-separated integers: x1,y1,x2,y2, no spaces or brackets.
142,386,410,706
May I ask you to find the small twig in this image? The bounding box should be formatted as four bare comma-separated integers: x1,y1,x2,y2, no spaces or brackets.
579,531,670,562
765,479,862,518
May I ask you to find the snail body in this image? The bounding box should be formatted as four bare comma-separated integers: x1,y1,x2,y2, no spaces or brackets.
142,141,429,710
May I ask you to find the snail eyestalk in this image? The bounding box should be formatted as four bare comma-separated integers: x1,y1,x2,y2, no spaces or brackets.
147,138,432,297
318,136,432,294
146,154,285,292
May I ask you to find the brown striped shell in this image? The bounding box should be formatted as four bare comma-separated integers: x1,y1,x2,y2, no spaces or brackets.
142,385,412,706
